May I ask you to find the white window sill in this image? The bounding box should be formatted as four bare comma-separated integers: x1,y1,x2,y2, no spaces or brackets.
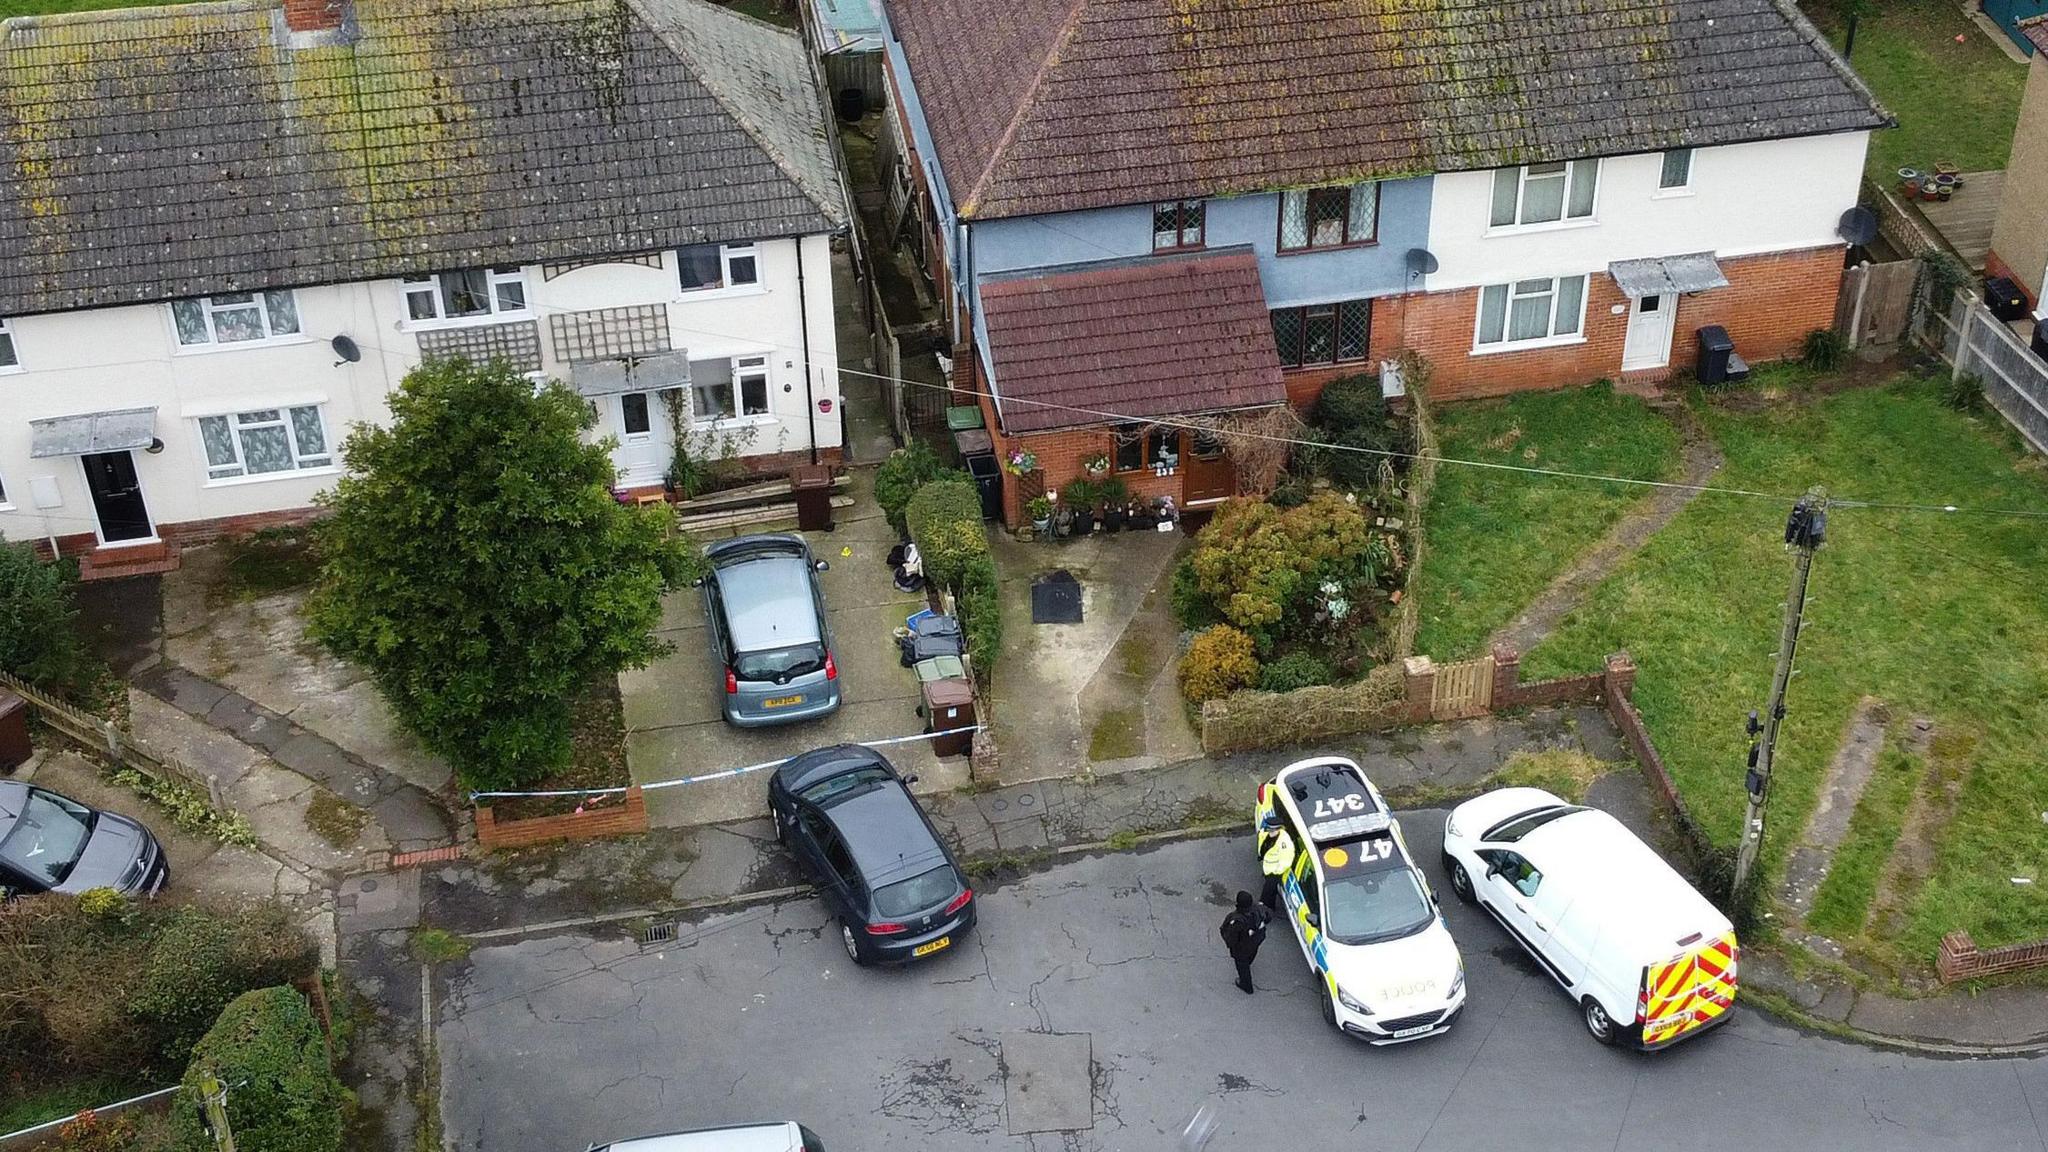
202,466,340,489
1651,188,1696,200
690,413,777,431
1471,334,1588,357
675,284,769,303
0,503,15,513
1485,218,1599,237
402,311,536,333
0,365,21,376
173,334,317,356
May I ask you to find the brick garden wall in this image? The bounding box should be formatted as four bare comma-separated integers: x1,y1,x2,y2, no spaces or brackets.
1938,931,2048,983
475,786,648,849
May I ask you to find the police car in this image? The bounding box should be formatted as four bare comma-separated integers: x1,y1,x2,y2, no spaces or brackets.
1253,756,1465,1044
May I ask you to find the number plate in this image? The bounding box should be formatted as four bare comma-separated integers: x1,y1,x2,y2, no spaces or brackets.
912,937,951,957
1392,1023,1436,1038
761,695,805,709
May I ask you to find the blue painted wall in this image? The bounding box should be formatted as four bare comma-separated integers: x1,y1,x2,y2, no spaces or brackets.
1983,0,2048,54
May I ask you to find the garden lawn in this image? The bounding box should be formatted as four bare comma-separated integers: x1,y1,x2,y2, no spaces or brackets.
1527,376,2048,964
1808,0,2026,180
1413,383,1683,659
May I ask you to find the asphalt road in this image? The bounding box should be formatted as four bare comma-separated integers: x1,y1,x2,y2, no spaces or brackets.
439,815,2048,1152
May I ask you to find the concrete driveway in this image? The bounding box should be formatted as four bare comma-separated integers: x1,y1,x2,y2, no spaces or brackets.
622,477,964,827
437,825,2048,1152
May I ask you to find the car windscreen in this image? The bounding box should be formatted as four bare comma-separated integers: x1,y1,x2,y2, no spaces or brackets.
1322,866,1435,945
800,766,893,806
734,642,825,683
0,789,96,886
872,865,959,919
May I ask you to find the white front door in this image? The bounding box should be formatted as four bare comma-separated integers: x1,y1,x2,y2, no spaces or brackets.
611,391,672,487
1621,293,1678,371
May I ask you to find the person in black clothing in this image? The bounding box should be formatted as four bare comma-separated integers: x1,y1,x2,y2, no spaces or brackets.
1219,889,1272,995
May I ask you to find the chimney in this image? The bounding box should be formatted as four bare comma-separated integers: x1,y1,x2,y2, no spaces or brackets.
283,0,347,34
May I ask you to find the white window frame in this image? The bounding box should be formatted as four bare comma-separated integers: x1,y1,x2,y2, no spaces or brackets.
676,243,764,295
1488,161,1600,230
688,355,775,425
1472,274,1589,353
170,290,305,350
1656,149,1695,196
195,404,336,486
0,317,17,373
400,267,531,328
0,462,11,511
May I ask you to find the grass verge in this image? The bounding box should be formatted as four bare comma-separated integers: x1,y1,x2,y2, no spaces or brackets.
1491,749,1610,804
1527,375,2048,962
411,927,472,965
0,1076,151,1135
1413,381,1683,659
1806,737,1923,937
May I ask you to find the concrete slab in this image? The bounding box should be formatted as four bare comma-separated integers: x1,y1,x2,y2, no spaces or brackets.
178,842,314,904
129,690,267,789
1001,1031,1094,1135
338,869,422,935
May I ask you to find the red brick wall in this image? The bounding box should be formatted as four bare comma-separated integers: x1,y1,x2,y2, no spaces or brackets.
283,0,344,30
475,787,648,850
1937,930,2048,983
1401,246,1846,402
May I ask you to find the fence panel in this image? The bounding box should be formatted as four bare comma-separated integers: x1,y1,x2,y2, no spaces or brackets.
1838,260,1920,348
0,669,227,810
1924,291,2048,454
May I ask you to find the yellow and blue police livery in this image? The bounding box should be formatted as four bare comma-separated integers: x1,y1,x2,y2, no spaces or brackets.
1254,756,1466,1044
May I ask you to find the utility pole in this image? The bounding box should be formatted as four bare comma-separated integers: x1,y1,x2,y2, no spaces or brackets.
199,1070,237,1152
1732,487,1828,911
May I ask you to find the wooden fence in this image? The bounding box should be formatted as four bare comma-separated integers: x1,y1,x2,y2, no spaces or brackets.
1836,260,1920,349
0,669,229,812
866,272,909,445
1924,288,2048,454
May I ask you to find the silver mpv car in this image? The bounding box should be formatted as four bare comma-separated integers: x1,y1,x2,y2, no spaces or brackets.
698,535,841,727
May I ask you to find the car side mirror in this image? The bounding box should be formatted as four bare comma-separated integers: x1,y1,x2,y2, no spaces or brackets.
903,774,920,785
814,559,830,572
1305,912,1319,929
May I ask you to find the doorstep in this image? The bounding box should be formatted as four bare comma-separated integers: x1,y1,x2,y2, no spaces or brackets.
77,540,182,581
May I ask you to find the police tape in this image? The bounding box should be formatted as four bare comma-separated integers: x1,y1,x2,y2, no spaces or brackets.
465,726,987,803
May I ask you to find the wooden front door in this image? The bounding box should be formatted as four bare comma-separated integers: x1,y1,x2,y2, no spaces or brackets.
1182,431,1235,503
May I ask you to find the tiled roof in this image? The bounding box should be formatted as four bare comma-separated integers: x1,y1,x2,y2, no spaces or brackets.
884,0,1892,220
0,0,846,318
2023,15,2048,55
979,246,1285,434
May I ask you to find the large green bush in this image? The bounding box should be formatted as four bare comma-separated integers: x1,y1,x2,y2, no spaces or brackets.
875,441,965,535
905,479,1002,683
307,358,697,793
0,896,317,1089
1178,625,1260,703
1182,494,1375,648
1312,373,1415,488
175,988,344,1152
1257,651,1334,693
0,540,87,691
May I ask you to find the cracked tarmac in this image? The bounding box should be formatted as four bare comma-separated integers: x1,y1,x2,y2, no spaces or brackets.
435,825,2048,1152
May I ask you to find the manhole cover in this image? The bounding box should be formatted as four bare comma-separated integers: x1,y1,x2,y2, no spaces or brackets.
359,878,379,893
641,921,676,947
1002,1032,1092,1135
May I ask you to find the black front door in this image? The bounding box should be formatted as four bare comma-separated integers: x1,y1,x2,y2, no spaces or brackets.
81,451,152,542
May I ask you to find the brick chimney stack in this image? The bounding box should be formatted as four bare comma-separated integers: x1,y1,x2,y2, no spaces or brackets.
283,0,347,33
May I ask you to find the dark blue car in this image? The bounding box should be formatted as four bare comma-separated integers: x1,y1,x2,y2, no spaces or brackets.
767,745,975,966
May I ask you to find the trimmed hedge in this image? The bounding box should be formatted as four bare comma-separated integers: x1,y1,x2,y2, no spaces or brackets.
176,988,344,1152
1178,625,1260,703
876,441,966,535
906,479,1003,682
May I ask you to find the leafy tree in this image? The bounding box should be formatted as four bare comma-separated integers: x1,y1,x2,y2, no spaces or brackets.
0,541,86,690
1184,494,1374,648
175,987,344,1152
308,359,696,792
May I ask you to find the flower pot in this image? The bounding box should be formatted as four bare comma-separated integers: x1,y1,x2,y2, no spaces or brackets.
1920,183,1941,202
1900,177,1921,197
1072,510,1095,535
1032,516,1052,533
1936,184,1954,201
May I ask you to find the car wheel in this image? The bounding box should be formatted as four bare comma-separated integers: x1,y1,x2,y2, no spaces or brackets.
1583,997,1618,1045
1444,854,1476,905
841,922,870,967
774,814,786,845
1320,986,1339,1031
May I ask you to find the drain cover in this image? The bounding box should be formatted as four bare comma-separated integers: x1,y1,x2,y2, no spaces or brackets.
640,921,676,947
1002,1032,1093,1134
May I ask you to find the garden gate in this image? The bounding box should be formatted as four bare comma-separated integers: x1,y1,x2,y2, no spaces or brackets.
1431,654,1494,720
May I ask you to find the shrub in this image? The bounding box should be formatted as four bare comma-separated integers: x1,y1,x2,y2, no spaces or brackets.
1801,327,1848,372
875,441,962,535
957,555,1003,677
1178,625,1260,703
0,541,87,692
905,479,987,588
1168,557,1219,630
49,1110,182,1152
175,988,345,1152
1257,651,1333,693
75,887,126,919
129,904,320,1072
1093,476,1129,508
1942,372,1985,412
1311,373,1413,488
1059,478,1097,509
1183,494,1375,648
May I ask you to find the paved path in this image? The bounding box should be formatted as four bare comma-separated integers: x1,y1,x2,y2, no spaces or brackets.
436,834,2048,1152
1489,401,1723,657
134,661,454,853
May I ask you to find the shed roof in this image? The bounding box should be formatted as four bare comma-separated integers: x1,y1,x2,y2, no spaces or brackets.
883,0,1892,220
2023,15,2048,55
0,0,846,318
979,246,1285,434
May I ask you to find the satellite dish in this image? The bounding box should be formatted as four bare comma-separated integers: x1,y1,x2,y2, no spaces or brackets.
330,334,361,364
1405,247,1440,277
1837,207,1878,246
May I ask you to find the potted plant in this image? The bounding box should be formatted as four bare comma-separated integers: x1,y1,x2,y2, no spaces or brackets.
1061,479,1097,534
1005,448,1039,476
1027,494,1054,532
1082,452,1111,478
1095,477,1129,532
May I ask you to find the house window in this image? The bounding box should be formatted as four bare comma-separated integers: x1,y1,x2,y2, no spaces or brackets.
402,268,528,322
1279,183,1379,251
621,392,652,436
197,405,332,481
1270,300,1371,368
1488,161,1599,227
171,291,302,345
687,356,772,422
0,317,15,368
1660,149,1693,190
1147,428,1180,469
1475,275,1588,347
678,243,761,292
1113,424,1145,472
1153,200,1205,250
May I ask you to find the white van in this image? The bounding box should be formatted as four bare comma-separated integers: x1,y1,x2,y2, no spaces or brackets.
589,1123,822,1152
1440,788,1737,1049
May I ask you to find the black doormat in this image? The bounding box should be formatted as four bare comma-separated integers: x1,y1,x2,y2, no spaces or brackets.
1030,570,1084,624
